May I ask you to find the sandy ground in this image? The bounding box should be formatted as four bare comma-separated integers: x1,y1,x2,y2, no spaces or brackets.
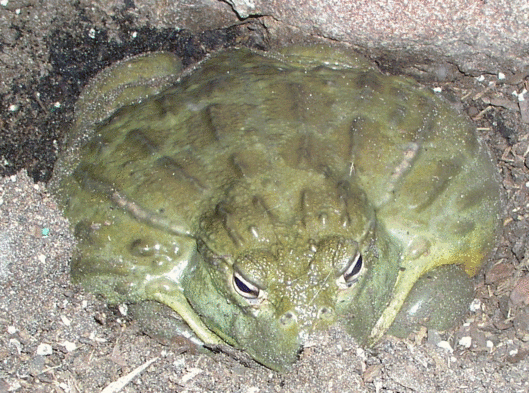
2,1,529,392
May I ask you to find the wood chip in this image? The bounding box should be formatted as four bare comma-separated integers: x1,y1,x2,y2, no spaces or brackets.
101,357,158,393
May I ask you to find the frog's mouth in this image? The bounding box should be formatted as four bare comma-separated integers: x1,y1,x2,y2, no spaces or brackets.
227,311,304,372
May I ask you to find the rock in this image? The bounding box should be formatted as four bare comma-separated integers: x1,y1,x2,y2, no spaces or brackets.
510,276,529,306
513,308,529,342
486,262,515,285
210,0,529,75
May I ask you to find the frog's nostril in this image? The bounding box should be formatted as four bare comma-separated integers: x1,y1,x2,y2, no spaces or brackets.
318,306,335,321
280,311,297,327
129,238,155,257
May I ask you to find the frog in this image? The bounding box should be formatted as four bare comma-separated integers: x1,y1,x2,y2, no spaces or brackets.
50,45,502,372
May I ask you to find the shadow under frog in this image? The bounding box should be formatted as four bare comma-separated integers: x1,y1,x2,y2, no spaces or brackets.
51,45,502,372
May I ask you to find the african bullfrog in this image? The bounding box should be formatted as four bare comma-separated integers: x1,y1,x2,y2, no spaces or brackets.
51,45,501,371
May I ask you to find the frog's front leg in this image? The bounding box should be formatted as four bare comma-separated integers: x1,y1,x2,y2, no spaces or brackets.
150,289,223,345
368,259,426,344
141,246,224,346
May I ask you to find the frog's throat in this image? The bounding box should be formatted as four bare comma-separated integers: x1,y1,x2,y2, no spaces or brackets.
152,292,223,345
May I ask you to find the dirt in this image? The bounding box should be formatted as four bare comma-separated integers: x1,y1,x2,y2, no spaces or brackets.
1,2,529,392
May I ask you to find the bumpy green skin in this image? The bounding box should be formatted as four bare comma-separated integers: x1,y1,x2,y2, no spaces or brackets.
51,46,501,372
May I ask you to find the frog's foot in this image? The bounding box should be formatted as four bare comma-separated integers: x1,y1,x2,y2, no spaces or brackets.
370,264,474,343
388,264,474,338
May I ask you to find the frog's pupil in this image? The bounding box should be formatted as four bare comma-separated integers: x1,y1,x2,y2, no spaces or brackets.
233,274,259,298
344,254,363,284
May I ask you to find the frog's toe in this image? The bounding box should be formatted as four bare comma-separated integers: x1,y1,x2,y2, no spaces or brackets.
388,264,475,338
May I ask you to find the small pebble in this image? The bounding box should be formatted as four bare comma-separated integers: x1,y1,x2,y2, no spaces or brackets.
427,329,442,345
61,341,77,352
60,315,71,326
510,276,529,306
181,367,203,383
470,298,482,312
437,341,453,352
459,336,472,348
173,357,186,370
119,304,128,316
36,343,52,356
10,338,22,354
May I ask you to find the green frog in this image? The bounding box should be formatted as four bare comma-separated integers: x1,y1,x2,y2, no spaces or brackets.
51,45,501,371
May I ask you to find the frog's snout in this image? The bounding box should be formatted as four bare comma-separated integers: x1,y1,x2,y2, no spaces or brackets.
277,300,337,333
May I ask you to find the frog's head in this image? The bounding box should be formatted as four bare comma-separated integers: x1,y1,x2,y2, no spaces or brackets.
181,178,399,371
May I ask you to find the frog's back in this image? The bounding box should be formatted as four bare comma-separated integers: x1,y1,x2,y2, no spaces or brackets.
56,46,500,304
59,48,374,232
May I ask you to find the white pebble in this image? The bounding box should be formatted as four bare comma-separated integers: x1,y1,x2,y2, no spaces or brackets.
498,72,505,80
437,340,453,352
458,336,472,348
181,367,203,383
37,343,53,356
118,303,128,316
61,341,77,352
7,326,17,334
60,315,71,326
173,357,186,369
469,298,481,312
10,338,22,354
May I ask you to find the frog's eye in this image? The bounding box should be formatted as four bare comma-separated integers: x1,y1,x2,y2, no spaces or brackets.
233,271,260,299
336,252,363,289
